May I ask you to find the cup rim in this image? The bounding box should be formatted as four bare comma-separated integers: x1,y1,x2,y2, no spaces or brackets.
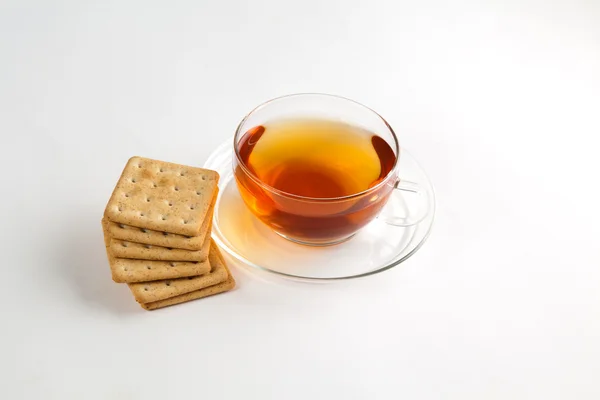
233,93,400,202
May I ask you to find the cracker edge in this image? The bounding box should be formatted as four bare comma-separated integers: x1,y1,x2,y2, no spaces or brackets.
103,219,211,283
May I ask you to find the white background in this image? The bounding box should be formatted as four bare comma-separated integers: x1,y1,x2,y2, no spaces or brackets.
1,0,599,399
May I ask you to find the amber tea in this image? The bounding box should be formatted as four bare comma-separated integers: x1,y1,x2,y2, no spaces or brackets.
234,118,398,244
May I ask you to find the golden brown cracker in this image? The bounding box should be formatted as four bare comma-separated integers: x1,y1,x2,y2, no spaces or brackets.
104,156,218,236
108,230,211,262
141,275,234,310
105,187,216,250
141,243,235,310
109,256,211,283
128,240,228,303
102,218,211,282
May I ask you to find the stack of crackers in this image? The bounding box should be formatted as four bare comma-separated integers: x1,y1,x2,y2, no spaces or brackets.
101,156,235,310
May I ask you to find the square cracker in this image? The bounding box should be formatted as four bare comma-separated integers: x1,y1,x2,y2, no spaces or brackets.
106,219,209,251
141,244,235,310
108,222,211,262
104,186,216,250
104,156,219,236
102,219,211,282
128,240,229,303
142,275,234,311
109,257,210,283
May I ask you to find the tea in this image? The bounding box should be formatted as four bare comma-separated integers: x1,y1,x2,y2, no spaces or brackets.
234,118,397,244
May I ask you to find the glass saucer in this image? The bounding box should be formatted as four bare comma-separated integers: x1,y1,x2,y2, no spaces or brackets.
203,140,436,281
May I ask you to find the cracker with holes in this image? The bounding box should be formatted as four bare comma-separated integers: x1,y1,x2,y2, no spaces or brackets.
109,258,211,283
104,188,217,250
140,242,235,310
128,240,229,303
102,219,212,282
109,234,211,262
104,156,219,236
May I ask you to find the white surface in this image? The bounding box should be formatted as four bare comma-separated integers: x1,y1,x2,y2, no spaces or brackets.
1,1,599,399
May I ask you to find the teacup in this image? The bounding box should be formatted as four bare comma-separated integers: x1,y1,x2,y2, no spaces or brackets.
232,93,428,246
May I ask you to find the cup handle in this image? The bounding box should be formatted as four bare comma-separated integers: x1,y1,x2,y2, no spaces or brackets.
379,179,432,227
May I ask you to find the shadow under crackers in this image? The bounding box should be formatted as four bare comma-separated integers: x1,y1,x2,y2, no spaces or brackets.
57,217,140,315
